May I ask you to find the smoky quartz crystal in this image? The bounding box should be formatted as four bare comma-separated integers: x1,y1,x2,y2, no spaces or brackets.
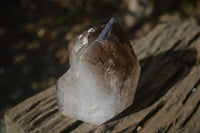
57,18,140,125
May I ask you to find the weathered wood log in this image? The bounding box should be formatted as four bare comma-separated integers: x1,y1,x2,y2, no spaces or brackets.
4,21,200,133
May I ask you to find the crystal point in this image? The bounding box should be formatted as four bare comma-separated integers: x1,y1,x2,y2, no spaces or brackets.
57,18,140,125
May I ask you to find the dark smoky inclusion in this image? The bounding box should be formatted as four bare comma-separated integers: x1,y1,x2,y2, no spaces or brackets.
85,18,138,90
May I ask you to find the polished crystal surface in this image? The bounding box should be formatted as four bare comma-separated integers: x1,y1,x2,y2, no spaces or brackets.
57,18,140,125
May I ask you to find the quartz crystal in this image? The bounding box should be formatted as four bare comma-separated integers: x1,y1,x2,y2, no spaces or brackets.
57,18,140,125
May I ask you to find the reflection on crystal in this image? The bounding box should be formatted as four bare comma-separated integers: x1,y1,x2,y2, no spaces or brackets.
57,18,141,125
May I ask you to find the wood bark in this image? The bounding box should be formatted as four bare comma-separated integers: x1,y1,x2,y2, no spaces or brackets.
4,21,200,133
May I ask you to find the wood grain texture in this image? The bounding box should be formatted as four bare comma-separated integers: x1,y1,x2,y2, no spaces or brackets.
4,21,200,133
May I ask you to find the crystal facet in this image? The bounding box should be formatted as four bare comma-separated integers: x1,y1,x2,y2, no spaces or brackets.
57,18,141,125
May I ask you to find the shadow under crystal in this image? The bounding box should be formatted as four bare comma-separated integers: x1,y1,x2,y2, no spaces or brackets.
107,48,197,122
